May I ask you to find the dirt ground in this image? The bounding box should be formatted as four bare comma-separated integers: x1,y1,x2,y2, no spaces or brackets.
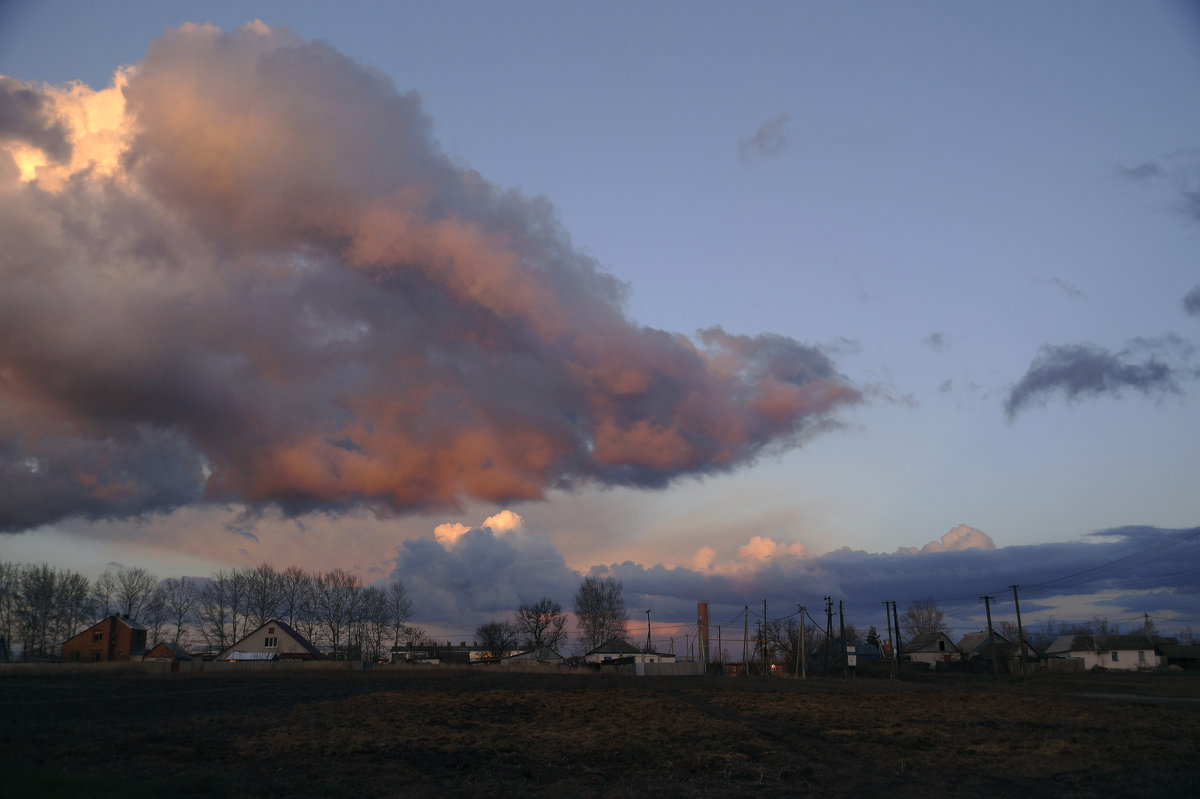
2,668,1198,798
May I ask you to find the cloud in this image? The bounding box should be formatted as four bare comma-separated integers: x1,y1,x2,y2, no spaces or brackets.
391,511,579,624
738,114,790,160
0,24,859,533
1033,276,1086,300
923,332,947,352
0,76,72,164
1184,285,1200,317
897,523,995,555
1004,339,1188,420
1114,162,1164,182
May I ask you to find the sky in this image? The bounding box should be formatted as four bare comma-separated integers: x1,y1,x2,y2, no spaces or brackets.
1,1,1198,648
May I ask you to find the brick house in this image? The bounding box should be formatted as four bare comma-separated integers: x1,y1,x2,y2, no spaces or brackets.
60,615,148,662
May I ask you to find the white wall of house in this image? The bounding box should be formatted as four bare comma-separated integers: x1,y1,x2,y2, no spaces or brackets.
1066,648,1159,671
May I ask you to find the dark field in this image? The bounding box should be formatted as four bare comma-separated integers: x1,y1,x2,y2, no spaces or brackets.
2,669,1198,798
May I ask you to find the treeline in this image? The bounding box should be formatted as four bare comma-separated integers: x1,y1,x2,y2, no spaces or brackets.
0,561,421,662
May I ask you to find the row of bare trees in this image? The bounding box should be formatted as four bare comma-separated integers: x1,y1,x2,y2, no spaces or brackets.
0,560,415,662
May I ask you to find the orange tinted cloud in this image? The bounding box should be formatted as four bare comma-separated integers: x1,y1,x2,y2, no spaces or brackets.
0,22,859,533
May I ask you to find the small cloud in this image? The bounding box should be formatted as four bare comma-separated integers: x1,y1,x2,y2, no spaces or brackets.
433,522,470,548
924,332,947,352
736,535,807,562
1184,285,1200,317
937,379,953,393
896,524,995,555
1114,162,1164,182
739,114,790,161
1005,339,1188,420
1034,276,1086,300
482,509,524,533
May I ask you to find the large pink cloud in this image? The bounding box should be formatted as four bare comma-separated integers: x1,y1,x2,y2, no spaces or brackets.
0,22,859,532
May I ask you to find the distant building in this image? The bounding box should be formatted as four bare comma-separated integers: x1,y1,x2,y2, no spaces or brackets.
1044,634,1177,671
901,631,961,670
60,615,148,663
143,641,190,662
584,637,675,665
217,619,323,661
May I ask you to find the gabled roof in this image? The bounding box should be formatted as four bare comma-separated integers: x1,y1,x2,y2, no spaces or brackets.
145,641,189,659
901,631,960,654
218,619,323,660
956,631,1010,655
585,637,641,656
60,614,146,647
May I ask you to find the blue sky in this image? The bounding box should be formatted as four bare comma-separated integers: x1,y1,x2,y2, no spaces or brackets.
1,1,1197,643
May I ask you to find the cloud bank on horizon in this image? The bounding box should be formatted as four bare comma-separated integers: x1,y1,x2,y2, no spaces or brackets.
391,511,1199,637
0,22,861,533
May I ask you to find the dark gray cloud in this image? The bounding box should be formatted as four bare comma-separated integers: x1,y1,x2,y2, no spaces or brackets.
1034,276,1086,300
1114,162,1164,182
1004,340,1187,420
738,114,790,160
0,75,71,162
1184,285,1200,316
923,332,947,352
0,25,859,532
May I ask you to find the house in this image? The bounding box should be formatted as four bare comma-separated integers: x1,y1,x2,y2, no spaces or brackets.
956,631,1039,673
1158,644,1200,670
502,647,565,665
143,641,190,661
584,637,675,665
216,619,323,662
390,641,492,664
1043,634,1178,671
900,631,961,670
60,615,148,663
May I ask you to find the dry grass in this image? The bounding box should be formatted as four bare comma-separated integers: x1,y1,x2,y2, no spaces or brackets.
2,668,1197,797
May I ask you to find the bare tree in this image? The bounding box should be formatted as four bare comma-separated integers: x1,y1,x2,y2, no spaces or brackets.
90,570,117,622
901,598,945,639
474,620,519,660
112,566,157,622
197,571,234,651
0,562,19,659
357,586,391,661
387,580,413,648
278,566,311,627
764,617,820,672
516,597,568,651
246,563,284,628
143,588,170,648
160,577,197,648
315,568,360,659
573,576,626,652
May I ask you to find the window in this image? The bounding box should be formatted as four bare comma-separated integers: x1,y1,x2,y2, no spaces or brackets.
1138,651,1146,663
1111,651,1119,662
938,640,945,652
92,630,103,642
264,637,278,648
268,627,275,634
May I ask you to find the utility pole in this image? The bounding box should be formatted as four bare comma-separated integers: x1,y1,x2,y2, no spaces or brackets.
1011,585,1027,679
798,604,807,680
763,598,769,676
742,605,748,677
644,609,652,653
884,601,896,678
717,626,723,672
981,594,998,681
823,596,833,676
891,600,903,676
838,600,847,678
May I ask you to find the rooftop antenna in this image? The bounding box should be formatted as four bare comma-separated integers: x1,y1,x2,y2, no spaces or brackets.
644,609,653,653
